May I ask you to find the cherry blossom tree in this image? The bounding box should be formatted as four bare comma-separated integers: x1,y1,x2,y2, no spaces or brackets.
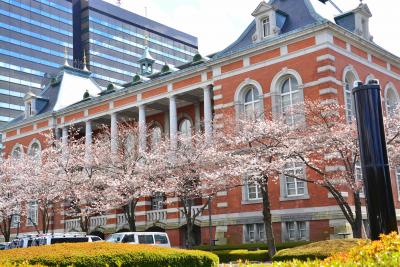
96,122,160,231
151,132,239,249
225,116,292,258
287,100,400,238
0,156,27,241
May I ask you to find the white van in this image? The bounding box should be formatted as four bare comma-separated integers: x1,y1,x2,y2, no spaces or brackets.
32,234,102,246
106,232,170,248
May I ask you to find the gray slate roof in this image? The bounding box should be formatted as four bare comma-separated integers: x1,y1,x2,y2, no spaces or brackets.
214,0,327,59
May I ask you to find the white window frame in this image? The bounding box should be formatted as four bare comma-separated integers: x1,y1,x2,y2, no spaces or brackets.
244,223,265,243
280,76,300,125
342,67,359,123
28,139,41,160
262,16,270,38
26,201,38,226
396,167,400,201
284,163,305,197
151,192,165,210
247,181,262,200
11,213,20,228
243,87,261,120
284,221,308,241
385,87,399,115
151,126,163,148
355,161,364,195
179,118,192,139
11,143,23,159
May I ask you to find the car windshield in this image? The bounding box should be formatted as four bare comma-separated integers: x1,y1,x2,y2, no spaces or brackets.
106,234,125,243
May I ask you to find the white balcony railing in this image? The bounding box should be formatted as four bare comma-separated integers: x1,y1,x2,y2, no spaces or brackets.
90,216,107,229
179,206,203,219
146,210,167,222
117,214,127,226
64,219,80,231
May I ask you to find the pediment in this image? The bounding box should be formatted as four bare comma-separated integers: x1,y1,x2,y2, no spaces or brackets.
355,4,372,18
251,1,274,17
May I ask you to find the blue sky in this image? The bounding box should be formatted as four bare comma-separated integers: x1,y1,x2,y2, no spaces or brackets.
106,0,400,57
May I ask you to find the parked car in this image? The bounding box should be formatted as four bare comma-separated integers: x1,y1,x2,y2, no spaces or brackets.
106,232,170,247
0,242,10,250
32,233,102,246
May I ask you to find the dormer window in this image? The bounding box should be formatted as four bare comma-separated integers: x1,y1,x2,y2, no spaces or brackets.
262,17,271,38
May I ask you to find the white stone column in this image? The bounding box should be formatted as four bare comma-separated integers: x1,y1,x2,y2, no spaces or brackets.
194,102,201,133
110,113,118,154
62,127,68,146
164,112,170,138
169,96,178,149
138,105,146,152
203,86,213,142
85,120,92,159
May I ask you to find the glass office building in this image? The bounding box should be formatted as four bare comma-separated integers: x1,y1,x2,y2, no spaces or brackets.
75,0,198,87
0,0,73,125
0,0,198,127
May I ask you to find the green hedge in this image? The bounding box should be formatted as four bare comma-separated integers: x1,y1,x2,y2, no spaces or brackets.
0,242,218,267
212,249,269,263
272,239,360,262
194,241,309,252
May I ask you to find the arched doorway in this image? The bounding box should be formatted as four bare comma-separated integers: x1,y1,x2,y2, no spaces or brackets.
179,224,201,248
90,230,105,240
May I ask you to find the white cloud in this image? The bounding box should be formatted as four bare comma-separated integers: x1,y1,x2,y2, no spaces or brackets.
105,0,400,57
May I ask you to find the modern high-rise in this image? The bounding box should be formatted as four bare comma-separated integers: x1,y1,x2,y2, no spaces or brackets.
74,0,198,87
0,0,73,125
0,0,198,127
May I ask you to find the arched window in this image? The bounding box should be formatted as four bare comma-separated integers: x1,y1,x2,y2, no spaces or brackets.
343,71,357,122
11,144,22,159
151,126,162,147
244,87,260,119
124,133,136,154
385,87,399,115
179,118,192,139
281,75,300,125
28,141,41,160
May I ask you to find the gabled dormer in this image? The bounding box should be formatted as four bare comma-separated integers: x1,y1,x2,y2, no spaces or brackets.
252,1,287,43
23,91,37,118
335,3,373,41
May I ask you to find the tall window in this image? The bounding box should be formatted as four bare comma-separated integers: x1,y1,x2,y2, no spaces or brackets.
179,118,192,139
247,181,262,200
344,72,357,122
284,163,305,197
11,213,20,228
281,76,300,125
262,17,270,37
27,201,38,226
245,223,265,242
28,141,41,160
11,145,22,159
355,161,364,194
396,168,400,199
151,192,165,210
286,221,307,241
386,88,399,115
244,87,260,120
151,126,162,147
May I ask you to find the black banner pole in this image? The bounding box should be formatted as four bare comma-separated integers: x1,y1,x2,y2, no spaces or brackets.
352,79,398,240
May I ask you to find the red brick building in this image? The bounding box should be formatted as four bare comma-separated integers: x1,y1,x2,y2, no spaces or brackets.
2,1,400,246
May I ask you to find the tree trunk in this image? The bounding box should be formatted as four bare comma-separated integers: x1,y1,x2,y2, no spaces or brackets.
124,199,138,232
80,216,90,233
186,217,194,249
352,192,363,238
0,217,12,242
261,178,276,258
40,206,50,234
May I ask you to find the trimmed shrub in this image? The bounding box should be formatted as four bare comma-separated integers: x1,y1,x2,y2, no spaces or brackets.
0,242,218,267
194,241,309,252
212,249,269,263
272,239,360,262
